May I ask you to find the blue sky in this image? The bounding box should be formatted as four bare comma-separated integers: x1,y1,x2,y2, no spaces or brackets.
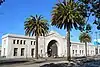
0,0,99,45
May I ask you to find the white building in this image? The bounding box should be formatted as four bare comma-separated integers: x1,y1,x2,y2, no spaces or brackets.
1,31,99,58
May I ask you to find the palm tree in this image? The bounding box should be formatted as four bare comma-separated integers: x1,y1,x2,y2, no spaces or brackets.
79,32,91,57
0,0,5,5
51,0,85,61
24,15,49,59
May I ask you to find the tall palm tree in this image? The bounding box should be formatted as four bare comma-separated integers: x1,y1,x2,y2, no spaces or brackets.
0,0,5,5
51,0,85,61
24,15,49,59
79,32,91,57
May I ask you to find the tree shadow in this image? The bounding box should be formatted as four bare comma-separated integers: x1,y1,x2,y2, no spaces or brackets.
40,63,77,67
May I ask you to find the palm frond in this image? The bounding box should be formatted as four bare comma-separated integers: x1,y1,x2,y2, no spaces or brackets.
79,32,91,43
24,15,49,36
51,1,85,31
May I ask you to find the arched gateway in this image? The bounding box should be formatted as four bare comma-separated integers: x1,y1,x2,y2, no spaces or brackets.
47,40,58,57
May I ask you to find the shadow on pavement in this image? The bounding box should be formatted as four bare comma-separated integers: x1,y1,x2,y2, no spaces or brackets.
0,58,29,65
40,63,76,67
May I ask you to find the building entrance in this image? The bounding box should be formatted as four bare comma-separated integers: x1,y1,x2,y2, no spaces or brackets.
47,40,58,57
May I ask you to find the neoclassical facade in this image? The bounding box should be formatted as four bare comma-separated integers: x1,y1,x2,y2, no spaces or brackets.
1,31,100,58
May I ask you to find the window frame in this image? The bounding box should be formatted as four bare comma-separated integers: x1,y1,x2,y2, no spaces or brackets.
24,40,26,45
31,41,33,45
80,50,81,54
82,50,84,54
13,40,16,44
73,50,74,54
20,40,22,44
21,48,25,56
13,48,18,56
31,48,34,57
17,40,19,44
34,41,35,45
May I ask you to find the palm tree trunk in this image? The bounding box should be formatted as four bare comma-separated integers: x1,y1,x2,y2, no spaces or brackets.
85,42,87,57
35,34,38,59
67,29,71,61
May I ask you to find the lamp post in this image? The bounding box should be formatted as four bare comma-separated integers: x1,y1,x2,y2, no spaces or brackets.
95,31,98,55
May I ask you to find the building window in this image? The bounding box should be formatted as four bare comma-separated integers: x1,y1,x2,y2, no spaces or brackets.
75,50,77,54
14,48,18,56
93,51,94,54
34,41,35,45
4,48,5,56
31,41,33,45
41,50,43,57
41,50,42,54
73,50,74,54
17,40,19,44
13,40,16,44
99,49,100,53
21,48,25,56
4,40,6,44
20,40,22,44
31,48,34,58
24,40,26,45
82,50,84,54
80,50,81,54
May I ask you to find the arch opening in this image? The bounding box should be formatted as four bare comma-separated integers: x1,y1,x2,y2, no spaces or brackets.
47,40,58,57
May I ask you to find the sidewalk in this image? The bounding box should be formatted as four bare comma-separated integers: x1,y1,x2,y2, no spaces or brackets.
0,58,49,65
0,56,100,67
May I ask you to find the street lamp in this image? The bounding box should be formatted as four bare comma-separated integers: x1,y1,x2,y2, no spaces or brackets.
95,31,98,55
